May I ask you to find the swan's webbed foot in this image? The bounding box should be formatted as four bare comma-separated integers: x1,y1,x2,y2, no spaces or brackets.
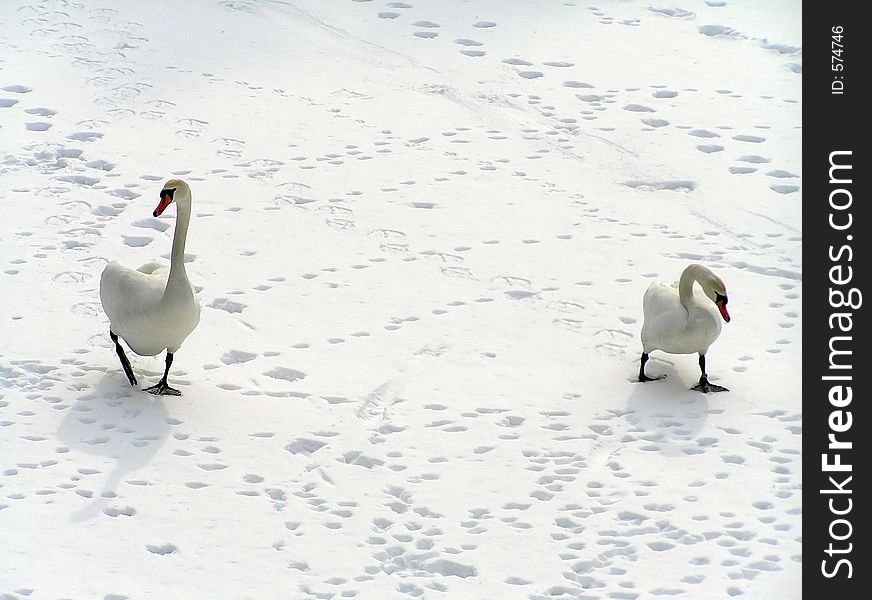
110,330,137,386
692,377,728,393
637,352,665,383
143,380,182,396
143,352,181,395
694,355,727,392
638,373,666,383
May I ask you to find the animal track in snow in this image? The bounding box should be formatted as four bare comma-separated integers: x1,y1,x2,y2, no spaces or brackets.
737,155,771,163
623,104,656,112
649,7,696,18
770,185,799,194
263,367,306,382
209,298,246,313
222,350,257,365
624,180,696,192
122,236,152,247
733,134,766,143
104,505,136,517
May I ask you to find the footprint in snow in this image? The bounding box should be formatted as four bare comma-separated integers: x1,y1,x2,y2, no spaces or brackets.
733,134,766,143
22,106,55,117
357,379,405,421
122,236,152,248
503,57,533,66
737,154,771,164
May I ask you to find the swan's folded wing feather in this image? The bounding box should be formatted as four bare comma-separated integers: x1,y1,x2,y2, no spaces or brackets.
642,282,679,318
136,261,168,276
100,261,167,324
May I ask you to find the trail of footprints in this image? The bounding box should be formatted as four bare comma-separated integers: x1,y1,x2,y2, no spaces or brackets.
340,0,800,197
6,346,793,597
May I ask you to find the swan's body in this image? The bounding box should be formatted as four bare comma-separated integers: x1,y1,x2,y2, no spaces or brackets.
100,179,200,395
639,264,731,392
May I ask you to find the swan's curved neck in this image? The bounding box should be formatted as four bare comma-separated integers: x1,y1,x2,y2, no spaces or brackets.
678,265,706,309
167,202,191,286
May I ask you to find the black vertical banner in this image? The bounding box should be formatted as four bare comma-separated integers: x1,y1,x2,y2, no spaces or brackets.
805,3,867,596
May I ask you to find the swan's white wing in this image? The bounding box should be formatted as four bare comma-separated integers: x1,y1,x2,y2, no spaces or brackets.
136,261,168,276
642,281,679,319
642,282,684,350
100,261,168,354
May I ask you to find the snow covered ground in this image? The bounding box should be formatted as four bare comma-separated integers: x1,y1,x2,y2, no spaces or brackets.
1,0,801,598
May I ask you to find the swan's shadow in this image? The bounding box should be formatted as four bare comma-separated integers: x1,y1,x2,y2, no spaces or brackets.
57,372,170,522
623,358,711,458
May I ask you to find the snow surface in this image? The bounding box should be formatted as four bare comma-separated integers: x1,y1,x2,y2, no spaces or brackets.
1,0,801,598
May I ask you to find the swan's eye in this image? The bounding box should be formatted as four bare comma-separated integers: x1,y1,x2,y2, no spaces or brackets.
160,188,176,200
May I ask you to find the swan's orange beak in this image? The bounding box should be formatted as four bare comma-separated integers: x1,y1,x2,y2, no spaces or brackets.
716,299,731,323
153,193,173,217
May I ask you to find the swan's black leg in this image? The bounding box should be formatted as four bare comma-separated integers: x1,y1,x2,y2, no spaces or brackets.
638,352,666,382
110,330,137,386
143,352,182,396
692,354,728,393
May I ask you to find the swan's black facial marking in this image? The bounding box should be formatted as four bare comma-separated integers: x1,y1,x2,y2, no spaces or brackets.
153,187,176,217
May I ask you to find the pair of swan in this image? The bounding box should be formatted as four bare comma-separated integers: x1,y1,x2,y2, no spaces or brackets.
639,264,731,393
100,180,731,396
100,179,200,396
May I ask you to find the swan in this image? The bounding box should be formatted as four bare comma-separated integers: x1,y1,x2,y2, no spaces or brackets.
100,179,200,395
638,264,731,393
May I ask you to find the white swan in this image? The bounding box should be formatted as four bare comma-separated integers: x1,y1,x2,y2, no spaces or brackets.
100,179,200,395
638,264,731,393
